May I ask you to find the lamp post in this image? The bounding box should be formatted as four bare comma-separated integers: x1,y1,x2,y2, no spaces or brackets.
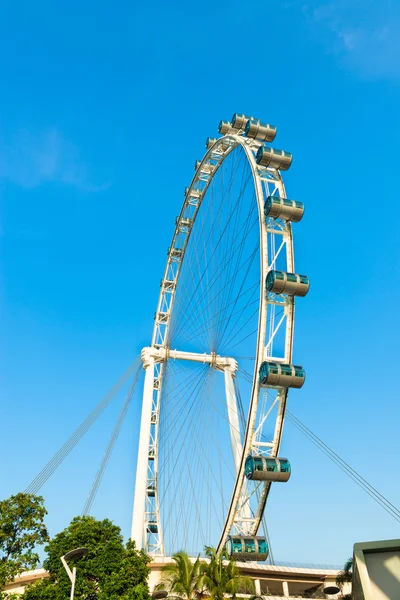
60,547,88,600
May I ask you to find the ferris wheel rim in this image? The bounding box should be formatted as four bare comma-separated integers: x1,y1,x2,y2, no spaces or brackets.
136,130,296,557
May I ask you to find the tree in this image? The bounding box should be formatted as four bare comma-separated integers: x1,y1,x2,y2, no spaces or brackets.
336,557,353,600
155,551,205,600
23,516,151,600
0,493,49,592
201,546,254,600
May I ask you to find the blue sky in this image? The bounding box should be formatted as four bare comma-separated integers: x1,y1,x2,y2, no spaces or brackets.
1,0,400,566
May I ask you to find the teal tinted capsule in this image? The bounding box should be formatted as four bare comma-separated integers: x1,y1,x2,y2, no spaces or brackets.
226,536,269,561
259,361,305,388
245,456,291,482
206,137,217,148
231,113,254,131
147,522,158,533
264,195,304,223
218,120,232,134
244,119,276,142
256,145,293,170
266,270,309,297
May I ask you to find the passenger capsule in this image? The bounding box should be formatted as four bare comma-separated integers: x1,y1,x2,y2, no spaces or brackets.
256,146,293,171
206,137,217,148
264,195,304,223
266,270,310,297
226,536,269,561
245,455,291,482
244,119,277,142
146,484,156,497
231,113,254,131
218,120,233,135
147,521,158,533
259,362,305,388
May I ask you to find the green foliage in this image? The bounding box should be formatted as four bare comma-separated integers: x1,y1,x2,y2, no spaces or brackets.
201,546,254,600
336,557,353,599
155,551,205,600
156,547,254,600
0,493,49,591
23,516,151,600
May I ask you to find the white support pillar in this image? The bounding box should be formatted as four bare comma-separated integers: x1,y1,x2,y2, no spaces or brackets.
282,580,289,598
131,356,155,547
224,368,242,475
254,579,261,595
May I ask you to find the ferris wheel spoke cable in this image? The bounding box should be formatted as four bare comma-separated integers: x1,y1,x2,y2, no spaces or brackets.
172,235,259,347
180,281,259,346
190,185,256,344
25,357,141,495
174,370,231,552
217,241,259,351
183,240,259,349
157,364,208,462
160,367,210,550
163,367,230,552
174,205,256,342
82,365,142,516
221,306,262,354
212,180,253,347
183,376,216,551
171,224,256,347
168,154,244,343
171,172,253,343
227,307,283,354
214,181,257,348
158,365,210,501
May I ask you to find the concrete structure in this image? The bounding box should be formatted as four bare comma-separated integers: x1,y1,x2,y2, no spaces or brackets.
352,538,400,600
4,560,350,599
3,568,49,596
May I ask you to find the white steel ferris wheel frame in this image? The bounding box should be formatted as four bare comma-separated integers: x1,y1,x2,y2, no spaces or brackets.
131,128,296,557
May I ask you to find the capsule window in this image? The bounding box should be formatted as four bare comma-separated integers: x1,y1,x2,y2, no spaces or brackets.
284,151,292,157
258,539,268,554
254,458,263,471
294,366,305,378
286,273,297,283
299,275,309,284
244,539,256,553
269,363,279,374
275,272,284,280
280,460,290,473
283,199,292,206
281,364,293,376
272,197,280,205
295,201,304,209
265,459,278,472
232,539,242,552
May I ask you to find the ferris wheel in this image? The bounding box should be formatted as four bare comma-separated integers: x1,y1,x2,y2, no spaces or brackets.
131,114,309,560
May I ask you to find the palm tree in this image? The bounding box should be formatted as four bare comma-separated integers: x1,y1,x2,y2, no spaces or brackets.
155,551,206,600
336,557,353,599
201,546,255,600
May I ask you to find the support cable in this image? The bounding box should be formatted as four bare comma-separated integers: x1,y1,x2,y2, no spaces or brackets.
82,363,142,515
25,357,141,495
286,410,400,523
238,367,400,524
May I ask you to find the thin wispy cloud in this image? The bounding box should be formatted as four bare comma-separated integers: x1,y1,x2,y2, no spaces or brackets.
0,128,108,192
299,0,400,80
